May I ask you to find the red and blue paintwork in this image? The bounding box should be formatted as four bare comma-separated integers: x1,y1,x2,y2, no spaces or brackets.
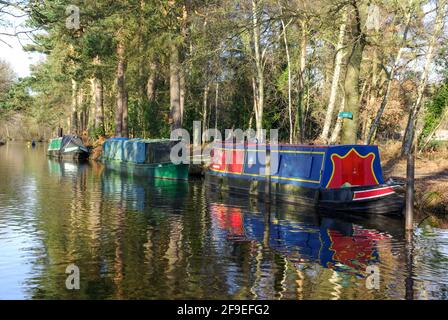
210,203,389,274
321,145,384,189
207,143,404,215
210,143,384,188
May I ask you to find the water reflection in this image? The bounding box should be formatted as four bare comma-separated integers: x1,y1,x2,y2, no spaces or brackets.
206,195,407,299
0,143,448,299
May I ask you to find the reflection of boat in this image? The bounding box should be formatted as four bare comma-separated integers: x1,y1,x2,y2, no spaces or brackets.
209,202,390,274
47,135,90,160
47,159,89,176
102,138,189,180
206,143,404,216
101,168,189,212
210,204,246,240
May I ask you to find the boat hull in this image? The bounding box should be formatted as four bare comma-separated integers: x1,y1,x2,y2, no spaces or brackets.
47,150,90,160
103,160,189,181
205,173,404,216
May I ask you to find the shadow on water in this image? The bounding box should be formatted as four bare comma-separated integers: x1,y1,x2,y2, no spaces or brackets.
1,143,448,299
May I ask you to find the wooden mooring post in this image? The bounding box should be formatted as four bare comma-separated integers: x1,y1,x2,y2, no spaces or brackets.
405,144,415,231
264,147,271,204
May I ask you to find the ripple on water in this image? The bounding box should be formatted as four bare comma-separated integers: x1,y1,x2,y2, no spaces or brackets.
1,143,448,299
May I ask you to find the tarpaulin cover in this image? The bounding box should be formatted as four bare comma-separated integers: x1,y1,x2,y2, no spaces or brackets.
102,138,177,164
102,138,128,161
47,135,87,153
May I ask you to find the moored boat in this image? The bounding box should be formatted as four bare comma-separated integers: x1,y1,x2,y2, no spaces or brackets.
47,135,90,160
101,138,189,181
206,142,405,216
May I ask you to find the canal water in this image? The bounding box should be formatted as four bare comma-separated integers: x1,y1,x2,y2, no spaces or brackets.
0,142,447,300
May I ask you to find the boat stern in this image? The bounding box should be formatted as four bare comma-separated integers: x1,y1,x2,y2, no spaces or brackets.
319,145,404,215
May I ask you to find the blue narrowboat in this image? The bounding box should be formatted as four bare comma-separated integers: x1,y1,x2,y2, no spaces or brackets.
206,143,404,216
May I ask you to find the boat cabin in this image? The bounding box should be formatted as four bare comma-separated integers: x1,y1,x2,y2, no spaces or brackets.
209,143,385,190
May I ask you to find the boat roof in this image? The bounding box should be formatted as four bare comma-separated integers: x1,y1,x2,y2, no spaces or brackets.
214,142,379,149
106,138,180,144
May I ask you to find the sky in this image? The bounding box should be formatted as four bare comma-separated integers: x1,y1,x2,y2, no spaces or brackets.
0,35,44,78
0,8,45,79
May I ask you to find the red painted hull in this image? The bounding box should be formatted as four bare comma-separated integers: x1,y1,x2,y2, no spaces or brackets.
319,185,404,216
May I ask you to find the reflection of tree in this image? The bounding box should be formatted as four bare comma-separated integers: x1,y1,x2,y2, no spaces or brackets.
20,155,434,299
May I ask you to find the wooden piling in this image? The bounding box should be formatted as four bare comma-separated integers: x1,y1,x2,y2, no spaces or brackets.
404,231,414,300
405,143,415,231
265,147,271,203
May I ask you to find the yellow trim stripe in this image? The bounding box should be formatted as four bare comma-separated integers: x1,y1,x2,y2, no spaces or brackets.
272,176,320,184
209,169,321,184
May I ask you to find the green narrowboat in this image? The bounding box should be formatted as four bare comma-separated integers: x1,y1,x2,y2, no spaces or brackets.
47,135,90,160
101,138,189,181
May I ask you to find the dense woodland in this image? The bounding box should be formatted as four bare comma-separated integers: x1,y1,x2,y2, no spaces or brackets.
1,0,448,155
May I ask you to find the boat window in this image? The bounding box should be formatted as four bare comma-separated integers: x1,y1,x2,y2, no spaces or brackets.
279,154,313,179
244,150,266,175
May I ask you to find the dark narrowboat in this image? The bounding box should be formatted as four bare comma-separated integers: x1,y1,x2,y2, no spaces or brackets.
206,143,404,216
47,135,90,160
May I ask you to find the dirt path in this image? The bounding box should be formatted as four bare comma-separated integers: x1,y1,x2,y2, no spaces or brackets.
380,143,448,214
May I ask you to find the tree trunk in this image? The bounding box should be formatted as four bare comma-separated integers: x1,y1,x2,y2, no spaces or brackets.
202,82,209,141
294,20,307,143
170,44,182,131
179,67,185,127
89,78,96,132
363,52,378,142
115,41,126,137
215,82,219,130
402,0,446,155
122,90,129,137
330,94,346,144
82,89,88,133
252,0,264,141
80,107,86,134
71,79,78,135
78,87,85,133
280,16,293,143
366,9,412,144
94,77,104,135
321,10,347,143
341,5,366,144
146,61,157,102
